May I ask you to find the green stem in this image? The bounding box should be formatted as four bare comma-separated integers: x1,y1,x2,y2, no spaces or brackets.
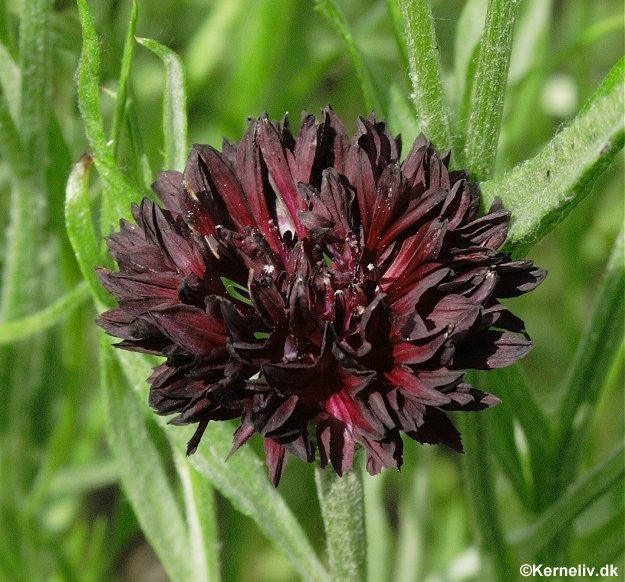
315,464,367,582
460,411,513,582
464,0,520,181
399,0,452,153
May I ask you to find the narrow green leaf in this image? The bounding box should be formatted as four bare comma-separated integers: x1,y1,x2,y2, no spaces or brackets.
19,0,51,166
552,231,624,493
511,442,625,558
186,0,242,83
0,281,90,344
64,154,112,308
48,460,118,498
0,0,51,321
393,453,428,582
451,0,487,165
315,0,383,114
481,58,624,255
173,449,221,582
114,349,328,582
110,0,138,161
315,462,367,582
26,398,77,513
384,0,408,72
464,0,521,181
0,94,26,178
453,0,487,111
0,43,20,122
398,0,452,153
100,339,192,582
75,0,140,228
364,473,392,582
136,37,188,171
487,403,532,509
507,0,553,85
386,83,419,150
460,413,513,582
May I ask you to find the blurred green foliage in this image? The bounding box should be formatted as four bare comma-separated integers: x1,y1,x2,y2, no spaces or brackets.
0,0,622,580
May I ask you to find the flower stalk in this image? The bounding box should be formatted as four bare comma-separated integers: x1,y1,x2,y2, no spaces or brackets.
315,460,367,582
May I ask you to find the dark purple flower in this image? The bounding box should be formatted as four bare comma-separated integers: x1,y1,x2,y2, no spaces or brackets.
97,107,545,485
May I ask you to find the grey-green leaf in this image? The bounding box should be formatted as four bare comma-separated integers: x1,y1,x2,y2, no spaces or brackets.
100,340,193,582
76,0,140,229
0,282,90,344
481,57,624,256
136,37,188,171
64,155,111,308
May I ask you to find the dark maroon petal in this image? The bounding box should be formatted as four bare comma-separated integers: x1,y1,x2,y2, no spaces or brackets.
152,170,184,214
365,163,408,250
235,122,284,256
392,328,448,365
494,262,547,297
385,365,451,405
97,269,180,301
345,143,376,232
264,438,287,486
427,294,481,338
452,330,533,370
441,383,501,411
257,116,307,239
248,271,287,328
227,422,256,459
149,304,227,355
362,434,403,475
194,145,257,230
317,418,355,475
186,420,210,455
293,112,319,184
407,408,463,452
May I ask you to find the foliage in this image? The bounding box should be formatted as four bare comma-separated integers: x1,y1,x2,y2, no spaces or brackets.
0,0,622,580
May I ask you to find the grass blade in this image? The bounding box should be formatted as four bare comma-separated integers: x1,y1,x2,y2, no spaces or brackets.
100,339,192,582
136,37,188,171
464,0,521,181
398,0,453,153
315,0,383,115
0,281,90,344
481,57,624,255
110,0,138,161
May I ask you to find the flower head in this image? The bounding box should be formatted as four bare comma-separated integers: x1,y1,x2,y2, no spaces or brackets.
97,107,545,485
